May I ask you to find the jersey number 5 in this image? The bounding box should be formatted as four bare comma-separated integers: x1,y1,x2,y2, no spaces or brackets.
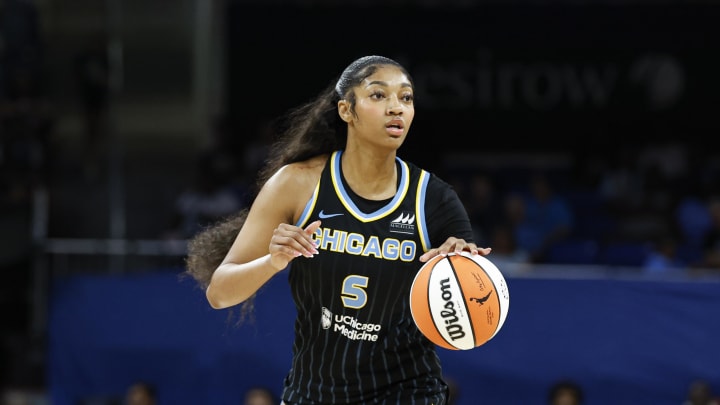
341,275,368,309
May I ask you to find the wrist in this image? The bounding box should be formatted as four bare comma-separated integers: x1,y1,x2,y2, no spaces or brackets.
264,254,286,273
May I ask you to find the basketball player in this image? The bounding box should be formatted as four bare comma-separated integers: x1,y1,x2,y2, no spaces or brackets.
185,55,491,404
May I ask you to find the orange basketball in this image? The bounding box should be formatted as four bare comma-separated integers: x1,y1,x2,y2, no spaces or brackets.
410,252,510,350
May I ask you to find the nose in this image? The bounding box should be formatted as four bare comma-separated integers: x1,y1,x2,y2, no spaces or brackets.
387,96,403,115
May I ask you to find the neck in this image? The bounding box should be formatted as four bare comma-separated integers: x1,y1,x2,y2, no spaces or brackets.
340,147,398,200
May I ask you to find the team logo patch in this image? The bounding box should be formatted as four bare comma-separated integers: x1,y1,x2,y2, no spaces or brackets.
320,306,382,341
389,211,415,235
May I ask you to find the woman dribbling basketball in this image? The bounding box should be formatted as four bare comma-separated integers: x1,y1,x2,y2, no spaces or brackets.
185,55,492,405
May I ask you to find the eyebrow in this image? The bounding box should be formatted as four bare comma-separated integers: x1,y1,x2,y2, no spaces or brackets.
365,80,413,89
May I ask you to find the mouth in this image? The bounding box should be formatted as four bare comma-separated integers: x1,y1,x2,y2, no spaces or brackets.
386,119,404,129
385,119,405,136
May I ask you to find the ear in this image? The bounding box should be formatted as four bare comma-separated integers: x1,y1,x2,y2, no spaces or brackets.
337,99,353,123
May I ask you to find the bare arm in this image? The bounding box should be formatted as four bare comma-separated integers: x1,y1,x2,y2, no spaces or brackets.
205,159,324,309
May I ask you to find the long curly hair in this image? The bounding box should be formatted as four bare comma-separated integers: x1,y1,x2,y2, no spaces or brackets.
183,55,413,322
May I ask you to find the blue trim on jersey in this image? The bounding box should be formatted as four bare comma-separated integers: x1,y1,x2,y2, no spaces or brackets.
295,180,321,227
416,170,431,252
330,150,410,223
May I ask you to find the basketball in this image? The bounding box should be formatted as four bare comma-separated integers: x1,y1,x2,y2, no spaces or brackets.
410,252,510,350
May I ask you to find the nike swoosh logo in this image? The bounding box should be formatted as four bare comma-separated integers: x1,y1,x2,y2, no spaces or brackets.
319,210,344,219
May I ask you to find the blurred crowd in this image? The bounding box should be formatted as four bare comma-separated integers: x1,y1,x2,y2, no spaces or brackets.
445,140,720,277
168,114,720,280
2,0,719,281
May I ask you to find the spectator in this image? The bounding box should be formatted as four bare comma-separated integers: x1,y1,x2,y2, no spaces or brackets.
463,172,505,247
597,145,644,216
164,152,245,239
642,233,686,275
243,386,277,405
124,381,156,405
506,172,574,263
547,379,584,405
486,223,531,276
674,193,713,253
682,379,719,405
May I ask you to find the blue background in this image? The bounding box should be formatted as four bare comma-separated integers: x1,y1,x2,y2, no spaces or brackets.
48,270,720,405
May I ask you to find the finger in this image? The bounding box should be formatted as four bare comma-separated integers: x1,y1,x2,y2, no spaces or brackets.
276,224,319,256
270,235,304,256
419,249,434,263
419,248,447,263
304,220,322,234
477,247,492,255
272,231,316,258
303,220,321,254
421,238,458,261
462,243,481,255
460,245,492,256
290,238,318,257
437,238,460,256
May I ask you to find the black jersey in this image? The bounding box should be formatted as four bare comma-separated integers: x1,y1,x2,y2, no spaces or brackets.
281,150,473,405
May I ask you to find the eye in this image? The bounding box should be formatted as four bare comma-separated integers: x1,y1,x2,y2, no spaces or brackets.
370,91,385,100
401,93,414,103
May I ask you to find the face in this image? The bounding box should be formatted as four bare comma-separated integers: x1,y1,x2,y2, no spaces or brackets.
338,65,415,150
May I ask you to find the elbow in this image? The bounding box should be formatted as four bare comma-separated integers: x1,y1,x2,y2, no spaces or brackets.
205,284,229,309
205,281,247,309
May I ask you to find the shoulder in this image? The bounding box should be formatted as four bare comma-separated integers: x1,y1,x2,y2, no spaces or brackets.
253,154,329,222
266,154,328,190
397,158,457,198
268,155,328,182
426,172,457,198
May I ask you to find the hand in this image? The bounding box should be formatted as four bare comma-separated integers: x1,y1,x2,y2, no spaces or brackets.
419,237,491,262
268,220,321,270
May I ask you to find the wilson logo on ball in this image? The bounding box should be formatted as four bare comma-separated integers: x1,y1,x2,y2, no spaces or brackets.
437,277,466,342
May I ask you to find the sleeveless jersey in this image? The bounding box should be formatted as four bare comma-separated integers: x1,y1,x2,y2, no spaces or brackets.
281,150,448,405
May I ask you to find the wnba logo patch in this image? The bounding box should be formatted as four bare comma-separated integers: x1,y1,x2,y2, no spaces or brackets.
390,212,415,235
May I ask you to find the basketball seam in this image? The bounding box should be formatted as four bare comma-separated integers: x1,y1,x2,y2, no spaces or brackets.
448,255,476,350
